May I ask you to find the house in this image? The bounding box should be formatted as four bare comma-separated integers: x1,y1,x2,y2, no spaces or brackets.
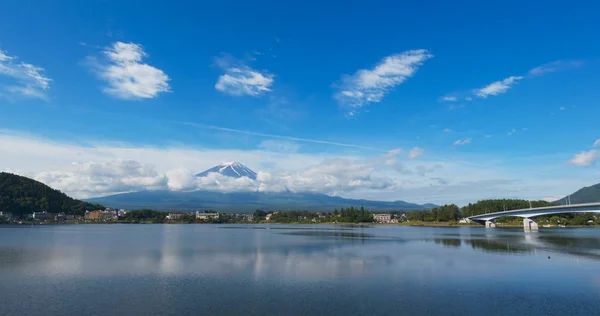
85,209,116,221
166,211,188,220
86,210,103,220
33,211,54,221
265,212,278,221
55,212,66,222
396,213,408,222
373,213,392,223
196,211,220,220
246,214,254,221
0,211,13,220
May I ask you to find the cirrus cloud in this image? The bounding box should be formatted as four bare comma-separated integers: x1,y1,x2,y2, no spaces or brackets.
214,55,274,97
453,138,472,146
0,49,51,100
475,76,523,98
334,49,433,115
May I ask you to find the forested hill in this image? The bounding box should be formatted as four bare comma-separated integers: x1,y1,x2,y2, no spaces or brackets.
555,183,600,204
0,172,104,216
461,199,556,217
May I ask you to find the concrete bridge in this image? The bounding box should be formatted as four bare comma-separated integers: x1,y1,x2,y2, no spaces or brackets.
467,202,600,230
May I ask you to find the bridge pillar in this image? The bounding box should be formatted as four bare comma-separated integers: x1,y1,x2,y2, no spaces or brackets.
485,220,496,228
523,218,538,231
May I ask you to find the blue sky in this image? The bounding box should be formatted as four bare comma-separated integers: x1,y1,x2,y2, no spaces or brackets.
1,0,599,204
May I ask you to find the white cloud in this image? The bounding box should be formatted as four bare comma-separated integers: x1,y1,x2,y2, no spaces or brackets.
528,60,582,76
334,49,432,113
3,132,597,205
453,138,472,146
568,150,598,167
507,128,517,136
214,55,274,97
409,147,424,159
465,97,473,101
0,49,51,100
443,128,452,133
34,159,168,198
484,135,492,138
594,139,600,148
441,96,457,102
475,76,523,98
91,42,170,99
559,106,566,111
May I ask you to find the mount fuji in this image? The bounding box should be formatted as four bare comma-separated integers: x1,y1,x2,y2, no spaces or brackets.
86,161,438,212
196,161,257,180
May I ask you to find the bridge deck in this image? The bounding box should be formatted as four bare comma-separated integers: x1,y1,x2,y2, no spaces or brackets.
467,202,600,221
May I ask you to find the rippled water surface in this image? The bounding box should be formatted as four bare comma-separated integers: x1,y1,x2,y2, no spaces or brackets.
1,224,599,315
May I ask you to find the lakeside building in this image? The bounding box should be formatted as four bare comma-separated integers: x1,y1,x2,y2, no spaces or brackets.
373,213,392,223
33,211,54,221
85,209,118,221
265,212,279,221
196,212,220,220
0,211,13,220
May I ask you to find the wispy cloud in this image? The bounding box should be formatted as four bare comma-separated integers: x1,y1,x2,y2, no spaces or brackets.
334,49,432,115
409,147,424,159
441,96,457,102
568,139,600,166
507,128,517,136
453,138,472,146
528,60,582,76
484,135,492,138
214,55,274,97
443,128,452,133
475,76,523,98
89,42,170,100
569,150,598,167
0,49,51,100
181,121,387,152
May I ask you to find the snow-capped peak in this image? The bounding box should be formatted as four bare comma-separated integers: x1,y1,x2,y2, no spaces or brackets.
220,161,239,166
196,161,258,180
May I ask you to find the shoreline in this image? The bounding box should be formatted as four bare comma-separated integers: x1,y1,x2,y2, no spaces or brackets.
1,221,598,228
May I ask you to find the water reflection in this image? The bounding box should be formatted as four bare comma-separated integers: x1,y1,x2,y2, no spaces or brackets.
1,225,600,281
430,230,600,259
433,238,461,248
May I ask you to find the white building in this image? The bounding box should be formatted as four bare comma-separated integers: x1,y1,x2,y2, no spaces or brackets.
373,214,392,223
196,212,220,220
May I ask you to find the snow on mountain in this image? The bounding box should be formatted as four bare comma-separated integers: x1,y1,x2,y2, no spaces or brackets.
195,161,258,180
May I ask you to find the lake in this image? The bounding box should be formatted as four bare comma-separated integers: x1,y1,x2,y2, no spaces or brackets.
1,224,599,315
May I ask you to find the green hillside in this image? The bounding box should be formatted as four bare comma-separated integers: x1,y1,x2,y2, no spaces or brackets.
0,172,104,217
556,183,600,204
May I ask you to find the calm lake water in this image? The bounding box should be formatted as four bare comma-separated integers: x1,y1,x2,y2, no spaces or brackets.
1,224,599,315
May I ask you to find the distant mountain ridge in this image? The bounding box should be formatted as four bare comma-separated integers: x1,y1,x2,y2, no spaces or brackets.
555,183,600,204
196,161,257,180
85,190,436,213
